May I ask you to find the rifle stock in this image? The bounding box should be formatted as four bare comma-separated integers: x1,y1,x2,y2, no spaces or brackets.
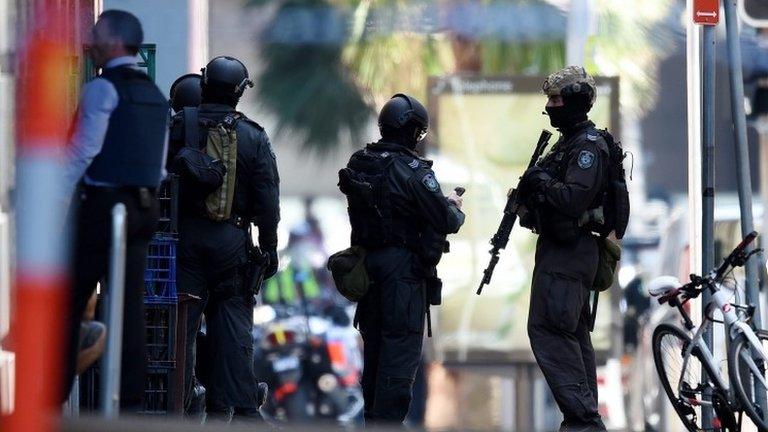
477,130,552,295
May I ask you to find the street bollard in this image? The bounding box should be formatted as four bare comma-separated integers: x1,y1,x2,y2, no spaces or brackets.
100,203,128,418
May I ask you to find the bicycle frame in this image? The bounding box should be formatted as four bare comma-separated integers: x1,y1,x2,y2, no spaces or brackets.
673,279,768,407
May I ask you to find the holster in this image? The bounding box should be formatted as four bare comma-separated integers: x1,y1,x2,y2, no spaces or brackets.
244,228,270,295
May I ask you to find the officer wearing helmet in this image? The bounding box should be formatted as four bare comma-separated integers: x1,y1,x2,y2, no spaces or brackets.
168,55,279,422
169,73,202,113
338,94,464,423
518,66,612,432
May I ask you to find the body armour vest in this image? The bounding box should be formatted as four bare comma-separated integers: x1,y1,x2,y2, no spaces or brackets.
86,66,168,188
537,125,610,242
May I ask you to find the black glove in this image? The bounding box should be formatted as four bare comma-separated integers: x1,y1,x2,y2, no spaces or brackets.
521,166,552,194
265,249,278,279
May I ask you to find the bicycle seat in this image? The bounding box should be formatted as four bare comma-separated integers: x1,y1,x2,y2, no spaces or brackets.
648,276,682,297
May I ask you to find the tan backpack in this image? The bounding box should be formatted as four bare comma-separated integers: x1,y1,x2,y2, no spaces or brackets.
180,108,239,221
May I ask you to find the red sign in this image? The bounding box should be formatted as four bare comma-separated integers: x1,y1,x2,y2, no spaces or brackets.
693,0,720,25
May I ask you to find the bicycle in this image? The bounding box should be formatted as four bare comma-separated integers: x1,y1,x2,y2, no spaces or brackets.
650,231,768,432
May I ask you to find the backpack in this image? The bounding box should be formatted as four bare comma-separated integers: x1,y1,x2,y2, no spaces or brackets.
171,107,239,221
598,130,630,239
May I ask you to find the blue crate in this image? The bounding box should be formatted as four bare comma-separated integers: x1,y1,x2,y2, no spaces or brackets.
144,235,178,302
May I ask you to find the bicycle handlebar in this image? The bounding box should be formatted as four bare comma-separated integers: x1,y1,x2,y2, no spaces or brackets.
715,230,759,278
655,232,759,306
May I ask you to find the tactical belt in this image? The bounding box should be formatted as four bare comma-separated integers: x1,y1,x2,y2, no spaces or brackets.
229,214,248,229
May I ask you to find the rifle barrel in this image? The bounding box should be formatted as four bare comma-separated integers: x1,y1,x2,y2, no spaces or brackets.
476,129,551,295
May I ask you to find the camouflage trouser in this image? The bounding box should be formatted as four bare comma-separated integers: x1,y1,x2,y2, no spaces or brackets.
527,233,607,431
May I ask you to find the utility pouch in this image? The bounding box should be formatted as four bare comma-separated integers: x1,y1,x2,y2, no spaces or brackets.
327,246,370,302
592,237,622,292
171,108,227,198
426,276,443,306
171,147,226,196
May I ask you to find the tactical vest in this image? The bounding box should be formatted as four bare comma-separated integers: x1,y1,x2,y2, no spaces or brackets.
538,127,629,240
338,147,419,250
86,66,168,187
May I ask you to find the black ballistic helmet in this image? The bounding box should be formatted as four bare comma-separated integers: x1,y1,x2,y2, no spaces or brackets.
200,55,253,98
169,73,202,112
378,94,429,147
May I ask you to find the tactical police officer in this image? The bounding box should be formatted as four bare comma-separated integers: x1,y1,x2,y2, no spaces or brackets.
338,94,464,424
168,56,280,423
519,66,619,432
61,10,168,408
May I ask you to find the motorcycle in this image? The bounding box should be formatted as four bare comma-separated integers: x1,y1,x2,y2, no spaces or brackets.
252,303,364,424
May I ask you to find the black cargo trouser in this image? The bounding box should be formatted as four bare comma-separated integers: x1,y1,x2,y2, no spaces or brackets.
63,187,160,408
177,217,261,421
527,233,606,432
356,246,425,425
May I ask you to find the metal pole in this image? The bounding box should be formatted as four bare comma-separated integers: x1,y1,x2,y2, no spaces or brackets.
566,0,590,66
724,0,763,325
64,376,80,418
100,203,127,418
514,365,535,431
723,0,768,414
701,22,716,429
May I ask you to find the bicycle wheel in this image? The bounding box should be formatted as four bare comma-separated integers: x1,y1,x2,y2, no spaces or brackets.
728,330,768,431
652,323,709,432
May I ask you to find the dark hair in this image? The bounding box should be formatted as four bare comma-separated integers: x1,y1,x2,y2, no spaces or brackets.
98,10,143,55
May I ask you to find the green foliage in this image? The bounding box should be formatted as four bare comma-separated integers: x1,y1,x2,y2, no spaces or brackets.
480,39,565,75
248,0,570,154
586,0,675,116
258,41,373,154
255,0,373,153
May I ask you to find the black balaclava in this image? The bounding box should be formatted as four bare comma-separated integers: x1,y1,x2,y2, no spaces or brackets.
545,93,591,130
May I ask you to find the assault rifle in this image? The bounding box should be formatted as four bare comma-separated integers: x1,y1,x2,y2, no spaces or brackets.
477,130,552,295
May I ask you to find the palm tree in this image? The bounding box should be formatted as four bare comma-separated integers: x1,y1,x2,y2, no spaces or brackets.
251,0,571,153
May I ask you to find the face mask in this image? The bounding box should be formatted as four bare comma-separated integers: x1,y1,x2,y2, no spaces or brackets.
545,102,588,130
545,105,569,129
